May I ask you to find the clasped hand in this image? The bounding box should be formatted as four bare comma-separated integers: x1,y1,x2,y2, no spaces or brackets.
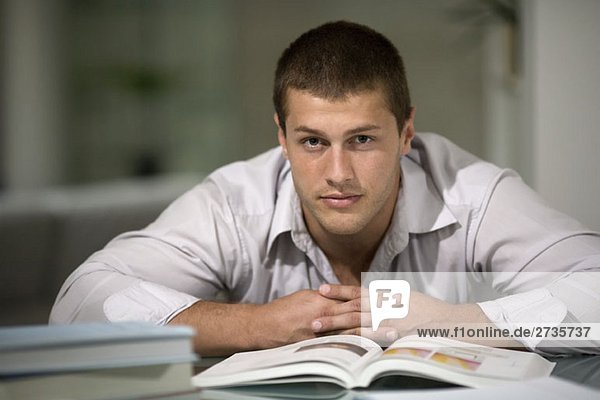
263,284,457,348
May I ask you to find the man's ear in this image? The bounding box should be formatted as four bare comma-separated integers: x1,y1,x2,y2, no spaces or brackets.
400,107,416,155
274,112,289,159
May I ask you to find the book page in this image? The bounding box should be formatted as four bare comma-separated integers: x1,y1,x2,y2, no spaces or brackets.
206,335,381,376
365,335,554,382
194,335,382,387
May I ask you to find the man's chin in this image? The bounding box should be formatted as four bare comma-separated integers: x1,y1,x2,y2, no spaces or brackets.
317,218,367,236
303,204,369,236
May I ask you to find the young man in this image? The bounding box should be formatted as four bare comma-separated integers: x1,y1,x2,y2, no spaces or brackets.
50,21,599,356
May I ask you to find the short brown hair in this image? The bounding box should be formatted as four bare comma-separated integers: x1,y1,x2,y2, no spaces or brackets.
273,21,411,133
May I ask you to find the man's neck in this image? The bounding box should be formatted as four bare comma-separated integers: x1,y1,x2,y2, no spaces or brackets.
319,236,380,286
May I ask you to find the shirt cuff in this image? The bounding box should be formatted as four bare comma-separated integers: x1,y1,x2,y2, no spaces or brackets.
104,280,199,325
477,288,567,349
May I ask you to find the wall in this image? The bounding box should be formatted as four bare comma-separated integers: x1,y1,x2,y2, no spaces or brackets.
1,0,488,187
2,0,65,189
522,0,600,230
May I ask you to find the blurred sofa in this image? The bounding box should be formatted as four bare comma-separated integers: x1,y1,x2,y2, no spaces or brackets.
0,174,201,326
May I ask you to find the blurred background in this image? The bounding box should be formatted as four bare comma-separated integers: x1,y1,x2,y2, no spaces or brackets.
1,0,599,325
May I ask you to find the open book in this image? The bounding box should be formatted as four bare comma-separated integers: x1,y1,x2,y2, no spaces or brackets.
193,335,555,389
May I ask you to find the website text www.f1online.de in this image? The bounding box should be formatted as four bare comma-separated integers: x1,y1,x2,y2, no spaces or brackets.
416,324,594,342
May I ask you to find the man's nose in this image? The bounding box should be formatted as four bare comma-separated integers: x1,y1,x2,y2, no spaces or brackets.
325,147,354,187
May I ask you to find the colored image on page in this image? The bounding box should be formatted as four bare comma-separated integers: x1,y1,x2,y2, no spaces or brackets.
383,347,432,359
430,352,481,371
383,347,481,371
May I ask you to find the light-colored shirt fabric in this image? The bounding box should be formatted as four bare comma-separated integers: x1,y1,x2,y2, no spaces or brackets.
50,133,600,352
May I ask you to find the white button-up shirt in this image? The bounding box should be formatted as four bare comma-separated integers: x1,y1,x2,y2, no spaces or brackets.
50,133,600,352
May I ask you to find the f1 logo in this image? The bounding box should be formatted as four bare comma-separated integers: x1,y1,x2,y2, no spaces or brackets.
368,280,411,331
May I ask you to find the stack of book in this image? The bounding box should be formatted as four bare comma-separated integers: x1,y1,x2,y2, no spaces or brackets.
0,322,198,400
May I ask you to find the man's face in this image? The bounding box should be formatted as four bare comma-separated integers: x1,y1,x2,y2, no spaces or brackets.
277,89,415,238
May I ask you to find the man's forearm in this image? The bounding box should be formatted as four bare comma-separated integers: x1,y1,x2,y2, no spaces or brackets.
168,300,266,356
168,289,351,356
452,303,524,348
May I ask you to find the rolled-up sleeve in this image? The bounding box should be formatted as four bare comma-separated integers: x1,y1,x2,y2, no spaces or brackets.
472,174,600,352
49,178,242,325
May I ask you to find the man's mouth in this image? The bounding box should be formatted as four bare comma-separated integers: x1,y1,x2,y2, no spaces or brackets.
320,193,362,209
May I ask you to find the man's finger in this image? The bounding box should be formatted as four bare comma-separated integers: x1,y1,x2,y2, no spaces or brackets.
331,297,371,315
312,312,365,334
319,284,367,301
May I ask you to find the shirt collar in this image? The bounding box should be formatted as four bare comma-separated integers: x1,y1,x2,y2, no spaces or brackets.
266,151,458,255
401,155,458,233
266,162,296,253
266,165,313,254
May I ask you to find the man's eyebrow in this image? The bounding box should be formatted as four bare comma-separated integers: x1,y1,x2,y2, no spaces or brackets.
293,126,326,135
346,124,381,135
293,124,381,136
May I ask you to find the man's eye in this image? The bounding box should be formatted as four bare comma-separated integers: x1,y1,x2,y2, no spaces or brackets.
304,137,321,148
355,135,372,144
